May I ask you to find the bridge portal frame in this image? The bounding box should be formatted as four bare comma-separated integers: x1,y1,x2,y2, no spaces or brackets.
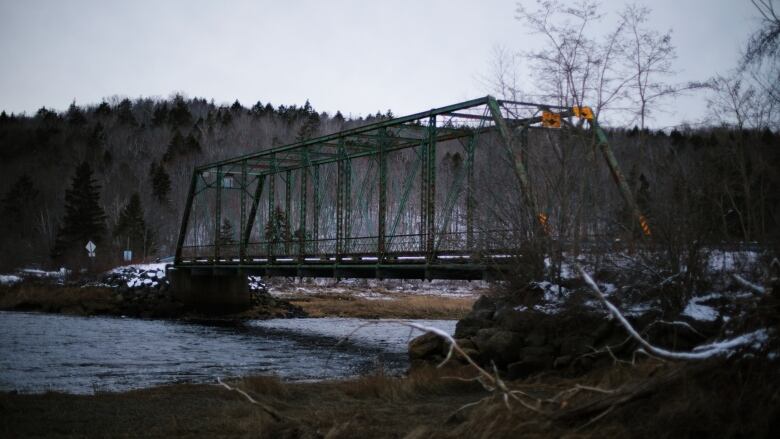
173,95,647,281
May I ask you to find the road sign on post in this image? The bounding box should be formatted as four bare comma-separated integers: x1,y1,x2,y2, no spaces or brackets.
86,241,96,258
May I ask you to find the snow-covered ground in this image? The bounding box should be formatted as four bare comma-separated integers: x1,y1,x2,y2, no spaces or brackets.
108,263,168,289
265,278,487,300
0,275,22,286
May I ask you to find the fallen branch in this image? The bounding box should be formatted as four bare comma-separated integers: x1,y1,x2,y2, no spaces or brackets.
578,266,768,361
217,377,285,422
732,274,766,295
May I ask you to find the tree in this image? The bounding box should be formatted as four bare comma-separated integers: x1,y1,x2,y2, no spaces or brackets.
620,5,698,130
150,162,172,203
1,175,39,236
168,94,192,127
264,206,291,244
113,193,154,258
163,130,185,162
218,218,236,245
52,161,107,259
742,0,780,68
66,101,87,126
116,98,137,126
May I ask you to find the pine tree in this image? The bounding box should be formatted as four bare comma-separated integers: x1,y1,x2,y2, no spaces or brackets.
150,162,172,203
116,98,137,126
114,193,154,257
1,175,39,236
264,206,291,244
152,103,169,126
52,162,107,259
218,218,236,245
168,95,192,127
163,130,184,162
66,101,87,126
95,101,112,117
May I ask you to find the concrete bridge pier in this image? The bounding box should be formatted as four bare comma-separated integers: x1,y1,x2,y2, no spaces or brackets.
167,266,251,313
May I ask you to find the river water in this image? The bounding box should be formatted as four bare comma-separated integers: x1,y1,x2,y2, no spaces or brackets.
0,311,455,394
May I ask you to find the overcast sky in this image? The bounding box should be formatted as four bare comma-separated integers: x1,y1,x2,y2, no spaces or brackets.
0,0,758,128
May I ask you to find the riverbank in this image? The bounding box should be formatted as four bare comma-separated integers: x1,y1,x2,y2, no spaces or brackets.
3,356,777,438
0,280,476,320
0,282,303,320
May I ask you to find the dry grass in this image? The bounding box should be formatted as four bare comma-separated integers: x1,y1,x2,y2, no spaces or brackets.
3,357,778,438
0,283,117,314
289,293,476,319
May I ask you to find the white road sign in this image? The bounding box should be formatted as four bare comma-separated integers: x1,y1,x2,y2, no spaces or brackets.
86,241,96,254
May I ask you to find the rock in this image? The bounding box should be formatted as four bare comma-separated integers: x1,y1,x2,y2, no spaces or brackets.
472,295,496,312
454,316,493,338
507,357,549,379
553,355,572,368
524,330,547,347
471,308,495,321
559,335,595,357
494,308,530,333
476,330,524,366
409,332,446,363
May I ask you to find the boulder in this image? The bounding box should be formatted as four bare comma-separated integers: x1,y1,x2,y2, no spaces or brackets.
409,332,447,363
475,330,524,366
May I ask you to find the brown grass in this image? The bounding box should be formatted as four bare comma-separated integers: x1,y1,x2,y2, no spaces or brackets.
3,357,778,438
289,293,476,319
0,283,118,315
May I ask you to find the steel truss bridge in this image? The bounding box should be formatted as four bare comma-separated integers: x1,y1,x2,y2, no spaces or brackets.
173,95,648,281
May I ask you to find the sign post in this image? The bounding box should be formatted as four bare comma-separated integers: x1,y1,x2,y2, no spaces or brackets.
85,241,96,258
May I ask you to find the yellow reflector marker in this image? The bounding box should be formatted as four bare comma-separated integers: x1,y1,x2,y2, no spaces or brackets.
639,215,651,236
541,111,561,128
572,106,594,120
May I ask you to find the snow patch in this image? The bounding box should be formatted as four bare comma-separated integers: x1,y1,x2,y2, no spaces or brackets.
0,275,22,285
682,301,719,322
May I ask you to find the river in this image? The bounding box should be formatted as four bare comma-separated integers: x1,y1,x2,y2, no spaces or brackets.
0,311,455,394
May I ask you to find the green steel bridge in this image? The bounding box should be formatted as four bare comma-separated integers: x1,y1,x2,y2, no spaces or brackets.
170,96,648,297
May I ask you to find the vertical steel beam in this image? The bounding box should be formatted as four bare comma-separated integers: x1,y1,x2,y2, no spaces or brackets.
285,169,292,254
466,133,475,251
299,154,308,260
243,174,264,249
313,164,320,254
336,142,345,260
378,128,387,259
239,160,247,262
214,166,223,262
420,139,428,252
344,151,352,253
267,154,276,258
426,116,437,261
174,170,198,264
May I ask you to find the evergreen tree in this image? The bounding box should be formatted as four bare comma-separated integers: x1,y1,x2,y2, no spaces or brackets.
149,162,172,203
218,218,236,245
163,130,185,162
264,206,291,244
168,95,192,127
95,101,112,117
113,193,154,257
152,103,169,126
66,101,87,126
116,98,137,126
1,175,39,236
52,162,107,259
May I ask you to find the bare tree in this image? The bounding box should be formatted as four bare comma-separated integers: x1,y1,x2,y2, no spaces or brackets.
620,5,702,130
515,0,632,118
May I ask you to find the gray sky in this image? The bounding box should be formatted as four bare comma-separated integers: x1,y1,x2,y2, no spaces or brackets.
0,0,758,127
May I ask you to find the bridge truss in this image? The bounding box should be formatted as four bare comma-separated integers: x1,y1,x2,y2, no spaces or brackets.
174,96,647,280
